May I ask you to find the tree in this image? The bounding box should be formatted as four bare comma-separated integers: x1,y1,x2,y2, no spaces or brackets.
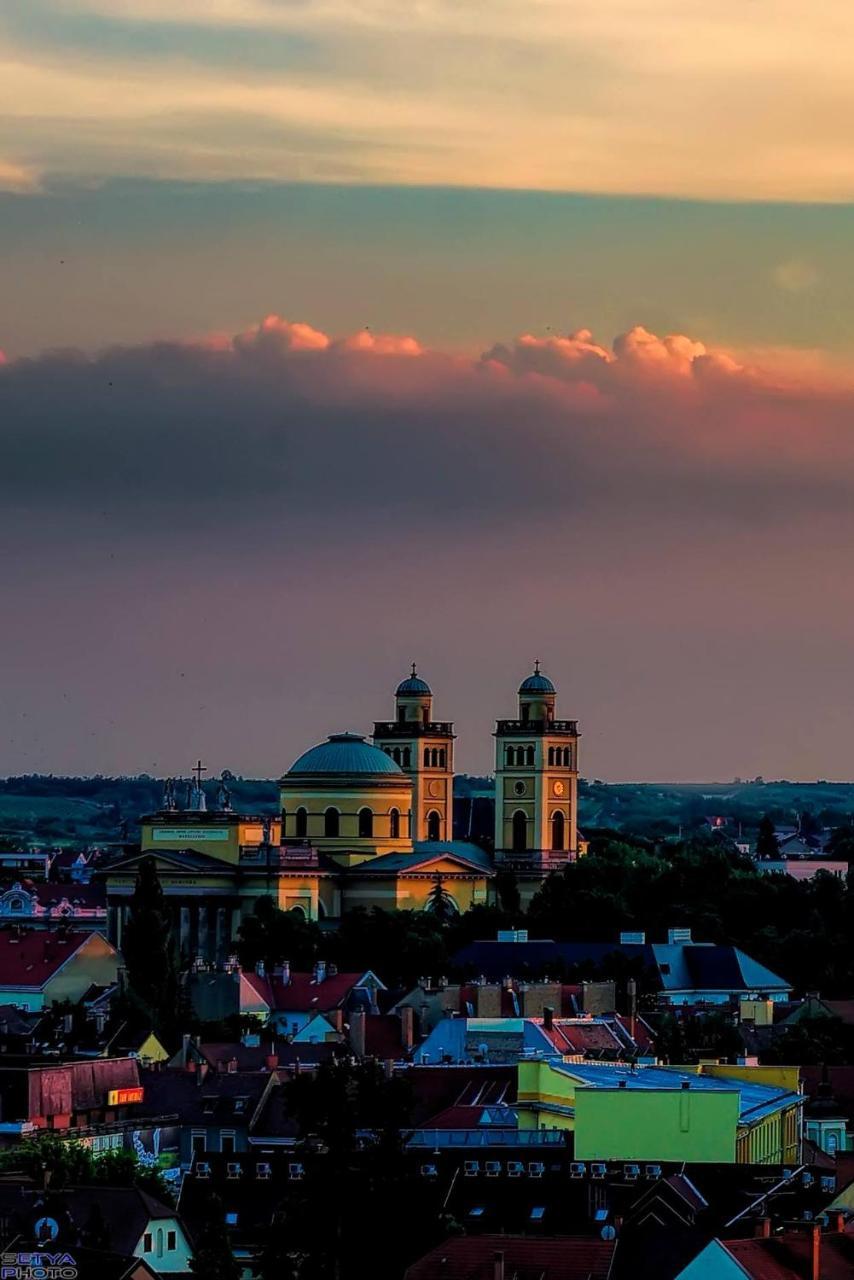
756,815,778,860
236,895,322,972
189,1193,241,1280
122,856,178,1037
81,1201,111,1252
494,868,521,915
425,877,457,925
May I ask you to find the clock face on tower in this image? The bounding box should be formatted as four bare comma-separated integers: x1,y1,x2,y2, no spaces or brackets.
553,780,565,797
428,780,442,798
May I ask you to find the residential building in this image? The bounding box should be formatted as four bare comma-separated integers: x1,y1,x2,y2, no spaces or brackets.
0,929,120,1011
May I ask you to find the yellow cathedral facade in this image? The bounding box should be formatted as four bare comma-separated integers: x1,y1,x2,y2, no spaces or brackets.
102,666,582,961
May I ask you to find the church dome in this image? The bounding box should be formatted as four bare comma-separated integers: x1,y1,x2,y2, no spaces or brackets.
519,667,556,695
288,733,404,776
395,665,432,697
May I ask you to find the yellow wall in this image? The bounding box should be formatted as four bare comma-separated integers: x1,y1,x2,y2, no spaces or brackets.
279,779,414,863
699,1063,801,1093
141,816,281,864
574,1088,739,1163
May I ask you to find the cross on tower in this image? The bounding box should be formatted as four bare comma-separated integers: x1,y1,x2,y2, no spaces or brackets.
411,662,418,678
192,759,207,787
533,658,541,674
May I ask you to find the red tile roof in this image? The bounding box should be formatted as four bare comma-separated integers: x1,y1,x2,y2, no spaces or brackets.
724,1229,854,1280
0,929,104,989
533,1018,623,1055
242,970,374,1012
405,1235,617,1280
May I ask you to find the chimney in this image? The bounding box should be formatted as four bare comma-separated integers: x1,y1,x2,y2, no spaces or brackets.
493,1251,505,1280
755,1218,772,1238
327,1008,344,1034
255,960,266,979
281,960,290,984
350,1010,366,1057
327,962,337,978
265,1053,279,1071
227,1056,238,1074
543,1006,554,1031
827,1210,846,1234
809,1222,821,1280
314,960,326,984
400,1005,415,1053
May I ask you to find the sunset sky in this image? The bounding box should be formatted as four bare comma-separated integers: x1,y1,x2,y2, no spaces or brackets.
3,1,854,781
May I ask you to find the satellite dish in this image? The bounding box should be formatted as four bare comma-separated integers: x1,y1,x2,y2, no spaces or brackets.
601,1225,617,1242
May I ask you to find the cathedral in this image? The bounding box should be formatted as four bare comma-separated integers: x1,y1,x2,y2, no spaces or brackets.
102,666,581,961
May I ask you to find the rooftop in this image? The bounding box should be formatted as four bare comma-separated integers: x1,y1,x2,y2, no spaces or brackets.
286,733,405,777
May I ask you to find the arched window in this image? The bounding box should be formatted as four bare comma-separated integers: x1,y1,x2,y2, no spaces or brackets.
422,707,429,725
358,807,374,838
548,747,554,766
551,810,565,851
565,748,571,767
324,807,340,838
512,810,528,853
403,747,411,767
8,898,23,913
432,749,440,767
506,746,515,766
393,747,401,764
426,810,441,841
398,706,406,724
439,748,446,768
295,807,308,839
156,1230,164,1259
526,746,535,767
423,748,430,767
389,808,400,839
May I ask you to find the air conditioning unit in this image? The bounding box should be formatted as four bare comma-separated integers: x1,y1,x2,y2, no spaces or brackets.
624,1164,640,1181
226,1162,242,1179
591,1163,607,1180
195,1162,211,1179
485,1161,501,1177
528,1162,545,1178
570,1162,586,1179
645,1164,662,1179
463,1161,479,1177
420,1163,438,1178
256,1162,272,1180
288,1162,305,1181
507,1161,524,1177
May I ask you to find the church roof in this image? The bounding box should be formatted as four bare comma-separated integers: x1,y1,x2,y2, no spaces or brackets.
396,663,431,696
287,733,404,776
354,843,494,875
519,669,556,694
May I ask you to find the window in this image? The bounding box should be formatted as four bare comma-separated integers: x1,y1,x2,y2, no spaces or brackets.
427,810,441,842
156,1229,164,1259
512,810,528,853
402,747,411,767
439,749,446,768
358,807,373,838
547,748,554,766
324,807,340,838
191,1132,206,1155
389,808,400,839
143,1234,153,1254
398,707,406,724
221,1132,236,1154
167,1232,176,1252
8,898,23,913
295,807,308,839
392,747,401,764
551,811,565,851
506,746,515,766
526,746,535,766
423,748,430,767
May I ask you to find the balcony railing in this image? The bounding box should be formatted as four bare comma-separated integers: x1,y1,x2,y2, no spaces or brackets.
373,722,455,737
495,719,578,735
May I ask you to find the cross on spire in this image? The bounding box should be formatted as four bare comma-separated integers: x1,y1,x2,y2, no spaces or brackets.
192,759,207,787
534,658,541,674
411,662,418,678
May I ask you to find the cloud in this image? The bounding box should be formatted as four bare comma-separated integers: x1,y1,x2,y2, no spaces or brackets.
2,316,853,541
0,158,40,193
5,1,854,197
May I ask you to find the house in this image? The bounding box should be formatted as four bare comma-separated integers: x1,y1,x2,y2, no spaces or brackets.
136,1064,281,1164
241,962,386,1034
415,1013,644,1067
675,1218,854,1280
404,1236,618,1280
452,930,792,1006
0,1184,192,1274
516,1060,803,1165
0,1056,144,1146
0,929,121,1011
0,881,107,928
393,977,617,1031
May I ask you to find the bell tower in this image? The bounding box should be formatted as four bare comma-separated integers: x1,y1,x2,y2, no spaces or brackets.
373,665,455,842
494,662,579,885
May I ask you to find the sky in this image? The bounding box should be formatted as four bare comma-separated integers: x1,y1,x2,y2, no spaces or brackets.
2,1,854,781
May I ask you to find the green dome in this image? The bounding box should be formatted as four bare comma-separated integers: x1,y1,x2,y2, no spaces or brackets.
288,733,404,776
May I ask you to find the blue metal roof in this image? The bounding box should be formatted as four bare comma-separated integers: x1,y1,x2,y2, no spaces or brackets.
360,844,494,874
519,671,556,694
396,674,432,696
287,733,404,776
555,1063,802,1124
